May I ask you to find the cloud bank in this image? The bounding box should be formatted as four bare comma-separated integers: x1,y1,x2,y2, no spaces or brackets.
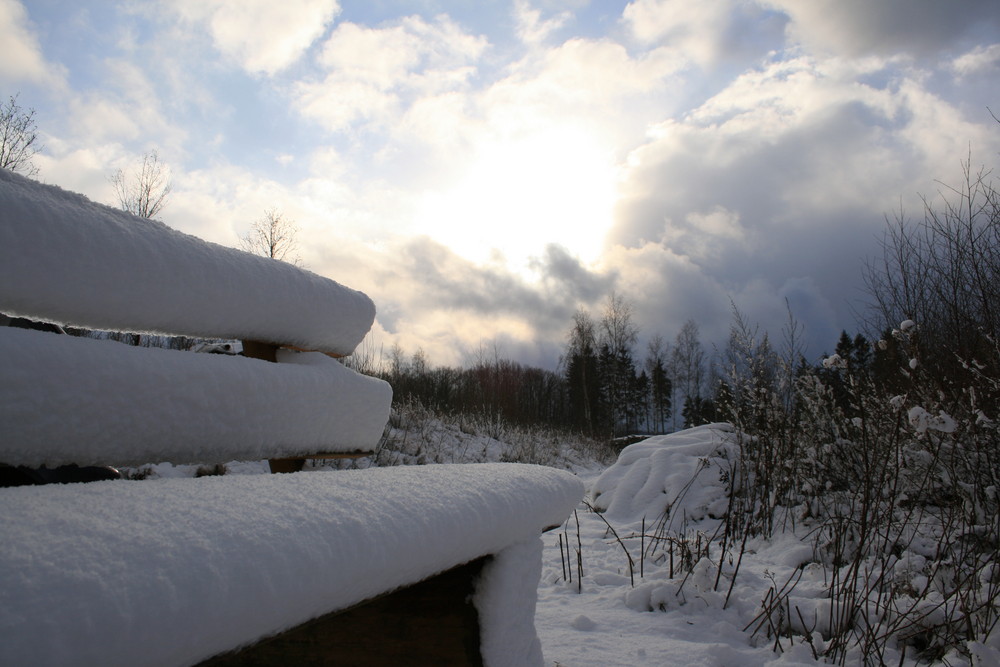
3,0,999,369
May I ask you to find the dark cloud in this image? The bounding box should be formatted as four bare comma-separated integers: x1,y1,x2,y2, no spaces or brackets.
602,57,995,359
531,243,614,303
398,236,551,314
392,237,603,335
769,0,1000,58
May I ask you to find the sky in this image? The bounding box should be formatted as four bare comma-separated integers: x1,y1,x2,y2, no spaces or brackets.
4,0,1000,371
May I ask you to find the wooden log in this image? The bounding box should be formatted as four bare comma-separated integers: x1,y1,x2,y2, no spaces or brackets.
241,340,279,363
199,556,489,666
267,452,375,474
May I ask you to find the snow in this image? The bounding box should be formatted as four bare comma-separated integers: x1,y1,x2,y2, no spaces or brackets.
533,426,835,666
0,326,392,466
907,405,958,434
589,423,735,523
0,168,374,355
0,463,584,667
474,537,547,667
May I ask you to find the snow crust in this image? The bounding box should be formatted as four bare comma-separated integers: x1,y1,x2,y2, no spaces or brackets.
0,463,584,666
0,326,392,466
0,168,374,355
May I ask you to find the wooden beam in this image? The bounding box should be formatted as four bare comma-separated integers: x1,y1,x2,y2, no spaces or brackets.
199,556,489,666
241,339,278,363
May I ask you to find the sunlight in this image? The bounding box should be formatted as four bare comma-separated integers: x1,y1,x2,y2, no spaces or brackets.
415,125,618,272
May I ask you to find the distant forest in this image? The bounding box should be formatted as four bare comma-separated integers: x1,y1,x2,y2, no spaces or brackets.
362,302,939,441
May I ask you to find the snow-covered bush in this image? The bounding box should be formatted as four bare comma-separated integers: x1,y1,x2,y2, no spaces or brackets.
712,313,1000,664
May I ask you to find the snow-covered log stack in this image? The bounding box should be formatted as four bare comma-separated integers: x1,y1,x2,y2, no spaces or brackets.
0,169,585,667
0,167,391,466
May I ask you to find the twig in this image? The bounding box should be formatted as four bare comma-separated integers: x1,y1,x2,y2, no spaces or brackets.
582,500,634,586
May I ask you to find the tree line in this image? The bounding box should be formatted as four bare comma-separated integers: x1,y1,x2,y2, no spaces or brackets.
373,297,737,439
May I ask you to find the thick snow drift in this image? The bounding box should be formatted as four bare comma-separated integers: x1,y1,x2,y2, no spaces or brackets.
0,326,392,466
590,423,735,522
0,463,584,667
0,168,374,355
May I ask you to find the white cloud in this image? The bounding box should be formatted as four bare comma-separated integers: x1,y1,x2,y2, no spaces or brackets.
63,60,186,150
471,36,684,161
514,0,571,45
0,0,65,87
622,0,782,67
623,0,731,61
169,0,341,75
952,43,1000,76
296,15,486,132
32,143,123,205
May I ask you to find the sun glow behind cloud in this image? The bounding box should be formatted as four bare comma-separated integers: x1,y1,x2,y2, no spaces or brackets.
8,0,1000,368
415,124,617,271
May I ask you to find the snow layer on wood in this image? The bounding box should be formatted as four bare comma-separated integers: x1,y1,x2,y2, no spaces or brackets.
0,327,392,466
590,423,735,522
0,463,583,667
474,537,546,667
0,168,374,355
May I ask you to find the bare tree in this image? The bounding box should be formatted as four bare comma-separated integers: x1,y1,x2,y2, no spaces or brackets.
239,209,301,265
111,150,172,219
0,94,41,177
599,291,639,356
863,156,1000,376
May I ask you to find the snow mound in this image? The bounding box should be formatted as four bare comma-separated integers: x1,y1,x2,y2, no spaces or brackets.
0,168,374,355
0,326,392,466
0,463,584,667
589,423,735,522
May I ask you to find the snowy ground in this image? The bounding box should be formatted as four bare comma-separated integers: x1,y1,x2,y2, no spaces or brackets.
534,426,820,667
535,467,818,667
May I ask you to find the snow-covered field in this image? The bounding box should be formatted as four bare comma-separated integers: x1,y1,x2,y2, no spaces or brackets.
535,425,820,667
534,431,816,666
533,425,1000,667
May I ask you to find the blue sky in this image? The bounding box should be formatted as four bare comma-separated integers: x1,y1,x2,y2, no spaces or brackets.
4,0,1000,369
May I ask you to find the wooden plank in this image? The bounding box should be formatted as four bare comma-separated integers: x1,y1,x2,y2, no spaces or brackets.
281,344,345,359
266,458,305,474
241,340,278,363
305,452,374,460
267,452,375,474
199,556,488,666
